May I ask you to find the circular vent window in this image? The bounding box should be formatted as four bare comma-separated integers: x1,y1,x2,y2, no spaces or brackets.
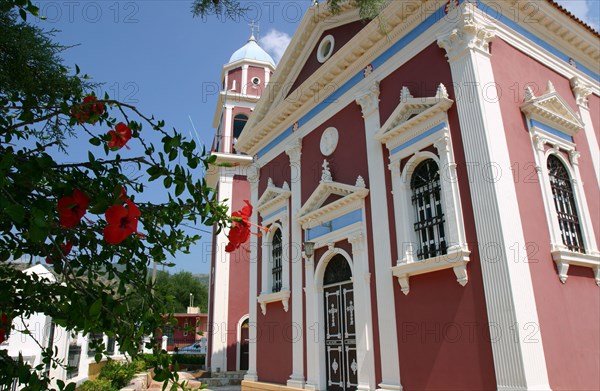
317,35,335,63
251,77,261,86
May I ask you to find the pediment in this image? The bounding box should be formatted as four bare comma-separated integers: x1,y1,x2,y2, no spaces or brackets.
256,178,291,217
298,161,368,226
521,81,584,135
376,84,453,145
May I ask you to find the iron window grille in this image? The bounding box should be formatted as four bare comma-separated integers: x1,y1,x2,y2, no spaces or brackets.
411,159,447,260
548,155,584,253
271,229,283,292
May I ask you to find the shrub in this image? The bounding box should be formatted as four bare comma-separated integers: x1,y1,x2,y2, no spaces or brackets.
79,379,117,391
171,354,205,366
98,360,137,390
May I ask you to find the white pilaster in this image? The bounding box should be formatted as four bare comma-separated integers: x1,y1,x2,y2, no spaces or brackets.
570,76,600,187
286,139,305,388
210,174,234,372
241,64,249,95
245,166,260,382
437,3,550,390
348,233,378,391
355,82,403,391
303,251,318,390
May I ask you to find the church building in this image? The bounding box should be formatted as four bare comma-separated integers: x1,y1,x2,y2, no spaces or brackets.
209,1,599,390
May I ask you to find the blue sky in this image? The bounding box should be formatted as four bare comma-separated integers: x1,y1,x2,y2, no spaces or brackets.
31,0,596,274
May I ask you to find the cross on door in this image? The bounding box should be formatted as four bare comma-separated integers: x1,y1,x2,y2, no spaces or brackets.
329,303,338,327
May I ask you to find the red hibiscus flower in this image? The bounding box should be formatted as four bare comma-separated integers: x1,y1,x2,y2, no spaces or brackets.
46,241,73,264
57,189,90,228
103,199,142,244
225,200,268,253
107,122,132,150
70,95,105,124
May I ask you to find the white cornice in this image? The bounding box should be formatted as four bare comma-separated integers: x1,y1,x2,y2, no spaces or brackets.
256,179,291,217
520,81,584,135
237,0,599,157
211,91,260,128
204,153,254,188
377,84,453,145
298,177,368,226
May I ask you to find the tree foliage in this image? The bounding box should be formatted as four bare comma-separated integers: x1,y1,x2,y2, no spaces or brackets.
0,2,229,390
154,271,209,314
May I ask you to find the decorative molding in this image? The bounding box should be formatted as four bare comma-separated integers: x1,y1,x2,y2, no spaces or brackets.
570,76,592,108
392,246,470,295
298,179,369,227
376,86,453,154
437,2,495,62
285,138,302,164
521,81,584,136
257,290,291,315
355,82,380,118
552,250,600,286
256,179,291,219
320,127,339,157
321,159,333,182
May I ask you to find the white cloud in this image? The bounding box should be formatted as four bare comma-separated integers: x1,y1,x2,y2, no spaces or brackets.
259,29,292,63
554,0,599,31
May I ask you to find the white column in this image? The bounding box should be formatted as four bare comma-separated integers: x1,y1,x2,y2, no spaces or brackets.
264,67,271,87
570,76,599,187
355,82,402,391
210,174,233,372
437,3,550,390
348,232,377,391
244,167,260,382
286,139,305,388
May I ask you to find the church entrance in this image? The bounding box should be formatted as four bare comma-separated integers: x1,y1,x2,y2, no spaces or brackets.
239,318,249,370
323,255,357,391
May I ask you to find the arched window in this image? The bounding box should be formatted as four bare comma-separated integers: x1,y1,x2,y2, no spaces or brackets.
323,254,352,286
233,114,248,140
411,159,446,260
271,229,282,292
547,155,584,253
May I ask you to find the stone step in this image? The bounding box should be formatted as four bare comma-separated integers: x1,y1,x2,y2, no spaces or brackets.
202,371,246,386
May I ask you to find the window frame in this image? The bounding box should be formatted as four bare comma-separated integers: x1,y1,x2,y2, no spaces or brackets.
529,128,600,285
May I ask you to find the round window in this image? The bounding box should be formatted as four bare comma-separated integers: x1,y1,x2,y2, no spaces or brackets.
251,77,261,86
317,35,335,63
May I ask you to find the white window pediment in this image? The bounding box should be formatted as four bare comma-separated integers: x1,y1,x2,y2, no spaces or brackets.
376,84,453,147
521,81,584,136
298,161,368,229
256,178,291,224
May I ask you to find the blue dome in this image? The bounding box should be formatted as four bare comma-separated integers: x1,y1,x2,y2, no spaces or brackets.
229,36,275,65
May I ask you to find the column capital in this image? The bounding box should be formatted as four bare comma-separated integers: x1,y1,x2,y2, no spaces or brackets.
570,76,592,108
434,135,451,154
437,2,495,62
285,138,302,164
348,231,366,252
355,81,380,118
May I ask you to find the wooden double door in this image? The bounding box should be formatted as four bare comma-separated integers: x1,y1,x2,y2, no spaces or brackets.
324,281,358,391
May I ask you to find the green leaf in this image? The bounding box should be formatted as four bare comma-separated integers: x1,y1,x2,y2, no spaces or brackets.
6,204,25,224
175,182,184,197
89,298,102,319
89,137,101,146
163,176,173,188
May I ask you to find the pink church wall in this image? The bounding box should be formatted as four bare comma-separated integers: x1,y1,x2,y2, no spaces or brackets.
379,43,497,390
287,20,368,99
226,176,251,371
227,67,242,92
207,223,219,368
589,93,600,143
247,66,267,93
491,37,600,391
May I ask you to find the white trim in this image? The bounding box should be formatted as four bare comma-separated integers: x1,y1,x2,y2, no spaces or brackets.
438,3,551,389
209,174,234,372
317,34,335,63
235,315,249,371
286,139,305,388
244,168,260,382
527,124,600,285
257,290,291,315
355,82,402,391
